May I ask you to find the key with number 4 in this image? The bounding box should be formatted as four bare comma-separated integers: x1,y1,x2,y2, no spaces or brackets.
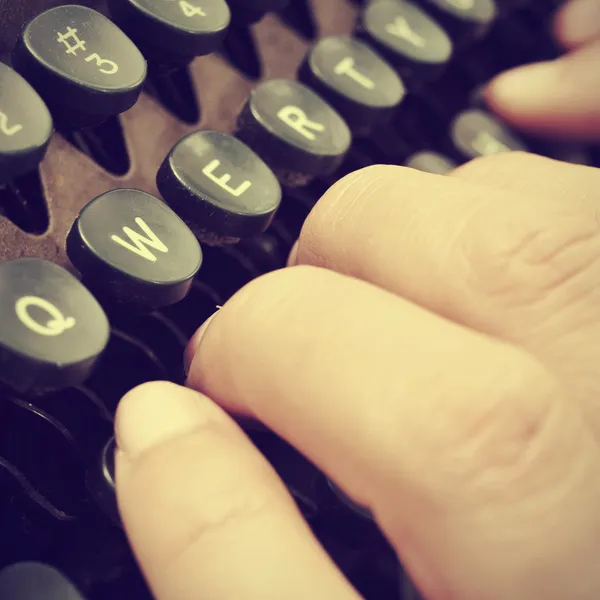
66,189,203,309
109,0,231,64
12,5,147,128
0,259,110,393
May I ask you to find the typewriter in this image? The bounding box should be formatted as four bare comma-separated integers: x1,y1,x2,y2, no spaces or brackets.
0,0,592,598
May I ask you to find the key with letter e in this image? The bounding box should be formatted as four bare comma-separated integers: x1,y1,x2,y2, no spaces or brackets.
0,259,109,393
157,130,282,242
66,189,203,309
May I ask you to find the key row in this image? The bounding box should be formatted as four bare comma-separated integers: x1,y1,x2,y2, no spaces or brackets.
2,26,529,188
1,0,533,174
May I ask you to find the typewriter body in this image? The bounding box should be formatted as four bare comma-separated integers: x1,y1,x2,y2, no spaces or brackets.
0,0,590,598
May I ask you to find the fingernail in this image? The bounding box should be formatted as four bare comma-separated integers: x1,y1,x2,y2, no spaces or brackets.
184,311,219,376
116,382,207,460
287,241,299,267
557,0,600,47
488,61,559,109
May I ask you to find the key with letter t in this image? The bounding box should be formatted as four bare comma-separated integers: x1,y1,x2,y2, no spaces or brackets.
12,5,147,128
157,130,282,242
66,189,203,309
0,259,110,393
299,36,405,137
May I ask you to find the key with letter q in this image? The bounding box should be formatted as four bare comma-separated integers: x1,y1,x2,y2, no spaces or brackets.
0,259,110,393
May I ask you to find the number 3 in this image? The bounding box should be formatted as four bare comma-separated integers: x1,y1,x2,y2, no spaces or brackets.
179,1,207,17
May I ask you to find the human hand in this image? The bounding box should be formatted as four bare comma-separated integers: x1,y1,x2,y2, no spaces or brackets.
486,0,600,140
113,152,600,600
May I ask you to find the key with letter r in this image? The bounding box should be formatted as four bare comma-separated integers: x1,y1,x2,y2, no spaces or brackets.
236,79,352,187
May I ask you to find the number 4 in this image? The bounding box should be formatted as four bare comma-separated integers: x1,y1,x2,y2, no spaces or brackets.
179,1,206,17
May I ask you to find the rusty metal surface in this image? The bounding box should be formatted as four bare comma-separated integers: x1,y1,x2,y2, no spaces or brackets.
0,0,358,270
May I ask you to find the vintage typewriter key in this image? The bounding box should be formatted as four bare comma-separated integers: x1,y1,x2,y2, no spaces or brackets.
405,150,457,173
0,259,109,393
87,437,120,526
299,36,406,137
157,130,282,242
12,5,147,128
67,189,202,309
450,109,528,160
236,79,352,186
0,64,53,182
421,0,498,42
0,562,87,600
108,0,231,64
357,0,453,84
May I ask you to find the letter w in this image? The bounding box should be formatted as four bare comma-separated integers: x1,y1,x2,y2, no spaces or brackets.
111,217,169,262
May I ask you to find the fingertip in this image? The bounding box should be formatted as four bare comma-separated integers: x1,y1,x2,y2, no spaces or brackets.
485,43,600,140
115,381,215,462
554,0,600,50
485,61,558,117
287,241,299,267
184,311,219,377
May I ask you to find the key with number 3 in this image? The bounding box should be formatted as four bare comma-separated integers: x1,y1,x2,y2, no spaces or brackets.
12,5,147,128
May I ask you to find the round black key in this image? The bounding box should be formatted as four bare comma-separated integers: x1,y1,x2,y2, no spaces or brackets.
86,437,120,526
12,5,147,127
421,0,498,41
108,0,231,63
450,109,527,160
236,79,352,186
299,36,406,136
0,63,53,183
0,259,109,393
358,0,453,84
0,562,87,600
405,150,457,173
157,130,282,241
66,188,203,309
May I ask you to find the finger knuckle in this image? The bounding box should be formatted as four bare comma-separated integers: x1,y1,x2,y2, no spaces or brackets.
457,150,542,176
465,192,600,310
419,352,563,500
